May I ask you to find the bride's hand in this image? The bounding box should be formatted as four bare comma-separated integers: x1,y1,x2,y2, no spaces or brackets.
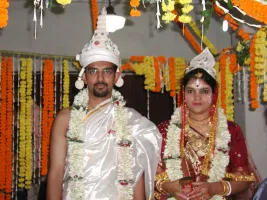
187,182,217,200
162,180,192,200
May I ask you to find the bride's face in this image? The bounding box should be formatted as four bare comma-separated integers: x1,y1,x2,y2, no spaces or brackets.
185,78,213,115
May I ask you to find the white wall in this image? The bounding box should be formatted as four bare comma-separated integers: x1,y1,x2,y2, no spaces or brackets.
1,0,266,179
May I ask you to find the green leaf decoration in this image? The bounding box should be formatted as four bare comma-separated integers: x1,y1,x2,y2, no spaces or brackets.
227,0,233,9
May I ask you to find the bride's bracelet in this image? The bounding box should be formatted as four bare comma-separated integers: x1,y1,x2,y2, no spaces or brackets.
156,179,170,196
155,172,170,198
220,180,232,196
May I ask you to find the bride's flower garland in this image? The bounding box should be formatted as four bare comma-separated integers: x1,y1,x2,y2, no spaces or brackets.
164,107,231,200
67,89,133,200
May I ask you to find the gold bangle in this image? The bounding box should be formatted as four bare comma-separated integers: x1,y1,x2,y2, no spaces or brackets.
155,172,169,182
154,191,161,200
220,181,226,196
220,181,230,197
156,179,170,196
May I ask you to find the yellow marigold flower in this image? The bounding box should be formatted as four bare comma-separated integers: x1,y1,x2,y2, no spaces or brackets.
236,42,242,52
182,4,193,13
130,8,141,16
162,0,175,12
244,57,251,65
130,0,140,7
162,12,176,23
257,78,264,84
260,31,266,38
179,14,192,23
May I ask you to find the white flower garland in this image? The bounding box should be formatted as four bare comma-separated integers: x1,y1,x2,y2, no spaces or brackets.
67,89,133,200
164,108,231,200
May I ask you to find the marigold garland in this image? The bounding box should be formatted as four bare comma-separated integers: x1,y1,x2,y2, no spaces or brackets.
0,57,13,199
0,57,6,199
153,57,161,92
174,58,186,106
41,60,54,176
143,56,155,91
223,14,239,31
18,58,27,188
178,0,193,23
163,60,170,92
238,29,251,41
127,56,155,91
63,60,70,108
130,0,141,16
0,0,9,28
254,28,266,84
25,58,33,189
219,51,227,113
91,0,98,30
249,35,259,109
121,62,135,71
213,4,239,31
229,53,239,73
173,10,202,54
129,56,144,62
161,0,176,23
130,9,141,17
0,58,3,197
225,55,234,121
188,20,218,55
5,57,13,198
231,0,267,25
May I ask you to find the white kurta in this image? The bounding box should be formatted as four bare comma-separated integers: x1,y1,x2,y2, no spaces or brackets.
63,98,162,200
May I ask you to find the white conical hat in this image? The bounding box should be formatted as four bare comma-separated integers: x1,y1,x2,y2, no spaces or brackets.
75,8,123,89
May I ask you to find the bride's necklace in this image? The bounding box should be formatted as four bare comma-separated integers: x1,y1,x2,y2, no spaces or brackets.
188,117,211,126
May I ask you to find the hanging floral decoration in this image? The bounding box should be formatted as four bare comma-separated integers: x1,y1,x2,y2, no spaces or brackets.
225,54,234,121
63,60,70,108
0,57,5,200
161,0,176,23
0,57,6,199
254,28,267,84
173,10,202,54
153,57,161,92
249,35,259,109
0,57,13,199
174,58,186,106
41,60,54,176
231,0,267,25
121,56,185,99
5,57,12,198
17,58,33,190
218,51,236,121
0,0,9,28
178,0,193,23
25,58,33,189
91,0,98,30
219,51,227,114
130,0,141,17
18,58,27,188
236,40,251,67
188,20,218,55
